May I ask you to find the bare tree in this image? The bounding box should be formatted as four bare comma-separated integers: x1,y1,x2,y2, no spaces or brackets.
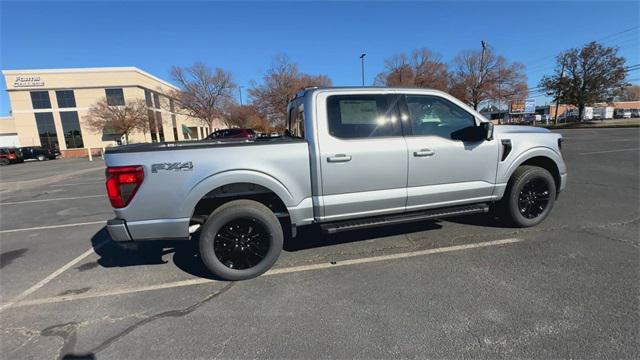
223,104,269,131
449,46,528,110
170,63,237,129
539,42,628,120
249,54,331,126
374,49,448,91
84,98,149,143
617,85,640,101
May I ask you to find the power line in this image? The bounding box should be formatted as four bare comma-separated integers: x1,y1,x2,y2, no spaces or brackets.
523,25,639,70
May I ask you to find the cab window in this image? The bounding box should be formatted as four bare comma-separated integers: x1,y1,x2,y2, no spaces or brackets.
405,95,475,139
327,95,400,139
288,103,305,138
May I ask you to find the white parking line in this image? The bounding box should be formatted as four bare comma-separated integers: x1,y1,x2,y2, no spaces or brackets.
0,194,104,206
6,238,523,309
578,147,640,155
50,181,104,187
0,240,108,312
0,220,105,234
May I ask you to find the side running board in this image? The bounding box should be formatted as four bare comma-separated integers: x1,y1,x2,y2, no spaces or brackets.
320,203,490,234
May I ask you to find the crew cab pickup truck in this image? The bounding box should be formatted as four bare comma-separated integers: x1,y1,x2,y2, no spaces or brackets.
105,88,567,280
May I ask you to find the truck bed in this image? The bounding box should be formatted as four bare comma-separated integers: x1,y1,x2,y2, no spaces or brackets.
105,136,306,154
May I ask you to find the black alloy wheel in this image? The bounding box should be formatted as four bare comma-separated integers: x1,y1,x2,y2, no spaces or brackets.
501,165,557,227
517,177,551,219
214,218,270,270
199,199,284,281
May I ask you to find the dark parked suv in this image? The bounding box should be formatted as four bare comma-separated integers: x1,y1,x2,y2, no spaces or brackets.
19,146,57,161
0,148,24,165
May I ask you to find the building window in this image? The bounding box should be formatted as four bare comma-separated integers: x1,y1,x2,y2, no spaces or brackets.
60,111,84,148
144,90,153,107
153,93,161,109
31,91,52,109
35,113,59,149
155,112,165,141
55,90,76,108
188,127,198,139
147,110,158,142
105,88,125,106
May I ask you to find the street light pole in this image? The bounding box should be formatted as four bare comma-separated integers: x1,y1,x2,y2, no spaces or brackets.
360,53,366,86
238,86,244,106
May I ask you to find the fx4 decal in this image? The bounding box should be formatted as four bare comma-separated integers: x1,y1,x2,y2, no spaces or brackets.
151,161,193,173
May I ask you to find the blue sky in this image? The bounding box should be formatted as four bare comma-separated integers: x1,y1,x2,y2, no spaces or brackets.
1,1,638,115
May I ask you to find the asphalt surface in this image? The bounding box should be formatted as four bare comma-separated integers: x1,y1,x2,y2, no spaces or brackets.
0,128,638,359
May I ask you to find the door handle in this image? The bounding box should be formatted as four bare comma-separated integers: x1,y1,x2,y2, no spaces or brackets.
327,154,352,163
413,149,435,157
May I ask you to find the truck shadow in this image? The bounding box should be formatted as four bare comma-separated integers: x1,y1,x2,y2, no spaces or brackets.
90,220,445,280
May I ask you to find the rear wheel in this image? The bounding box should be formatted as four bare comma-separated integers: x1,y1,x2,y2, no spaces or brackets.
199,199,283,281
0,158,9,166
500,165,556,227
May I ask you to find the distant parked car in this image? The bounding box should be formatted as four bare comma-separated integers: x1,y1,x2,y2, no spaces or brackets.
206,128,256,140
630,109,640,118
19,146,57,161
0,148,24,166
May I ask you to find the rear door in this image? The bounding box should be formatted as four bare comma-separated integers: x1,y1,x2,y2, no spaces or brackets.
401,93,499,210
316,92,408,221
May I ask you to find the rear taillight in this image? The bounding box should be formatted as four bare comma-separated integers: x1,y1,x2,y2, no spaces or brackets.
105,166,144,208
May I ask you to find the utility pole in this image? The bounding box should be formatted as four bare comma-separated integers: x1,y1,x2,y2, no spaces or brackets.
360,53,366,86
238,86,244,106
553,56,566,125
478,41,488,111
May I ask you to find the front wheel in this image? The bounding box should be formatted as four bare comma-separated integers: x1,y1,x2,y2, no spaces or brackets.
500,165,556,227
199,199,283,281
37,155,46,161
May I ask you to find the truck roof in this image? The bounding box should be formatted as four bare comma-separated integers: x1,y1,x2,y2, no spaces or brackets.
294,86,449,99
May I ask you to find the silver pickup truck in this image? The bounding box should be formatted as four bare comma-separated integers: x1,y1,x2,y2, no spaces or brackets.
105,87,567,280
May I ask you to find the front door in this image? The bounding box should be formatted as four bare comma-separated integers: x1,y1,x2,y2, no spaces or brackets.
317,93,408,221
401,94,499,211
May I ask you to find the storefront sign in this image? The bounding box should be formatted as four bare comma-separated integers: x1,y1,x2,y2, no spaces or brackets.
13,76,45,88
510,99,536,114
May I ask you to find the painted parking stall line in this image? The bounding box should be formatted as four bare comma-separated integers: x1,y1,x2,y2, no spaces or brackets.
6,238,524,309
0,240,109,312
0,220,106,234
578,147,640,155
0,194,105,206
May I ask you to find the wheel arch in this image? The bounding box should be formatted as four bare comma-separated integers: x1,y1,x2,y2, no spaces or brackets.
501,147,564,195
182,170,295,226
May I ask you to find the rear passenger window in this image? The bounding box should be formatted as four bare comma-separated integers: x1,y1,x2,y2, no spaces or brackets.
327,95,399,139
406,95,475,139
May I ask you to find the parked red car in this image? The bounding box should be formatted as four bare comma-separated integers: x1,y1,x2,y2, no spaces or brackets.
206,128,255,140
0,148,24,166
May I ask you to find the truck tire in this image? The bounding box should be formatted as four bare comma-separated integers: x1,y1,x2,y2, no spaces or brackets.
199,199,283,281
501,165,556,227
0,158,9,166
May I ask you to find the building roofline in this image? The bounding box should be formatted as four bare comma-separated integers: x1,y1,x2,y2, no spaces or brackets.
2,66,179,91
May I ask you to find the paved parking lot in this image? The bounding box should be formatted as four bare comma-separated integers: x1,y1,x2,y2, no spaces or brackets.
1,128,638,359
